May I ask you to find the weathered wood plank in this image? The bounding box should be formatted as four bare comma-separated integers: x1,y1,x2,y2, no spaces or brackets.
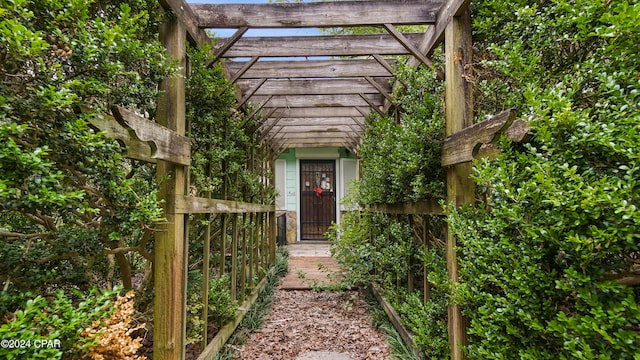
84,109,155,163
155,12,188,360
228,56,259,83
280,257,341,290
504,118,533,142
281,139,348,148
384,24,434,68
236,78,391,96
368,199,444,215
444,9,473,360
371,284,423,360
383,0,471,112
175,196,274,214
262,117,364,127
160,0,212,46
112,106,191,166
225,59,395,79
365,76,394,103
218,33,425,58
193,1,442,28
423,0,471,58
269,107,369,119
210,26,247,60
238,77,267,107
251,94,384,108
267,125,361,133
441,109,515,166
274,132,351,139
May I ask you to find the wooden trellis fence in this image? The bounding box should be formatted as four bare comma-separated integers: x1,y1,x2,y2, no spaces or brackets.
84,2,279,359
90,95,277,360
367,108,531,357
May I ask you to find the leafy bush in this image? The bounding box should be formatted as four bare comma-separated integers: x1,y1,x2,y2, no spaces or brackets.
390,290,449,359
329,210,451,357
445,0,640,358
330,211,417,290
0,0,172,291
208,274,239,325
0,287,123,359
358,63,445,205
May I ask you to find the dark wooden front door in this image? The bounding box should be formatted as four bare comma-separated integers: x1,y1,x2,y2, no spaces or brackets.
300,160,336,240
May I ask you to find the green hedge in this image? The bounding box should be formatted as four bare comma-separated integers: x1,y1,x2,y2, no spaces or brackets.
446,0,640,358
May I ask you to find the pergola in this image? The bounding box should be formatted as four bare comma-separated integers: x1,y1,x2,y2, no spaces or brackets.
183,0,461,154
150,1,478,359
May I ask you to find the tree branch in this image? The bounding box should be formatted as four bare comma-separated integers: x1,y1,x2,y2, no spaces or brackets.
601,272,640,286
35,251,80,264
0,231,48,241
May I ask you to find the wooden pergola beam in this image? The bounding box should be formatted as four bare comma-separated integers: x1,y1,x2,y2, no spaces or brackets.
424,0,472,58
207,26,248,66
444,7,473,360
238,78,267,107
383,24,436,69
365,76,394,104
359,94,385,116
275,131,352,139
266,125,361,133
193,1,442,28
236,78,391,96
155,7,188,359
225,59,395,79
252,94,384,108
281,139,348,147
217,33,425,58
269,107,369,118
383,0,472,111
228,56,259,83
262,117,365,127
160,0,211,46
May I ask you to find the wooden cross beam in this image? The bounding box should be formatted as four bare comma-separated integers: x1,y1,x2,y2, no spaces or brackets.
192,1,443,28
225,59,396,79
216,33,425,58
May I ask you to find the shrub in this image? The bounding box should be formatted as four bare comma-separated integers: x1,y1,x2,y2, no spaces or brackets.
446,1,640,358
0,287,122,359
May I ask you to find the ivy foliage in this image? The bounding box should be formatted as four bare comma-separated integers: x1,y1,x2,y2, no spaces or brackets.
359,62,445,205
446,0,640,358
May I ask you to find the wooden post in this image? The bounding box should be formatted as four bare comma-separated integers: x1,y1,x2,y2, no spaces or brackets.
248,212,255,288
220,214,227,276
231,213,238,301
407,214,414,294
201,213,211,351
423,215,431,304
445,8,474,360
269,159,277,265
155,8,187,360
240,213,247,302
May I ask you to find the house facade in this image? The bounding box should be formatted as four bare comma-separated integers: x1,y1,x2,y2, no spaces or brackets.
275,147,358,243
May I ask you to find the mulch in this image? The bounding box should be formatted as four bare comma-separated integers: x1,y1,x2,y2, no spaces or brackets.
230,289,390,360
